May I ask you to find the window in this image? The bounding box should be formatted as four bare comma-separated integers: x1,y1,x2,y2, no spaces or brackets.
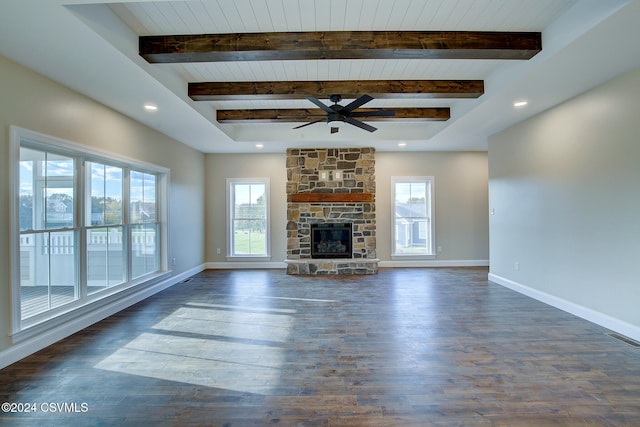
227,178,270,259
129,171,159,278
391,177,435,258
19,148,79,317
86,161,124,294
11,127,168,338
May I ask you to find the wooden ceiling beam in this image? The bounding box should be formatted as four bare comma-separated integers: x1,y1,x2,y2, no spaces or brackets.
190,80,483,101
217,108,450,123
140,31,541,63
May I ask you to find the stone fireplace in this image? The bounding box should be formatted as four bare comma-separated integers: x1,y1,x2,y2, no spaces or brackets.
285,148,378,275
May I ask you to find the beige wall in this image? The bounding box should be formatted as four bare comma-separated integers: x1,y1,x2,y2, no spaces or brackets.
376,151,489,262
488,65,640,337
0,55,206,353
205,153,288,263
205,151,489,265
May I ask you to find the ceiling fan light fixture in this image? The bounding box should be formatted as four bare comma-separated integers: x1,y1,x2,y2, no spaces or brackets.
327,111,346,127
294,94,388,133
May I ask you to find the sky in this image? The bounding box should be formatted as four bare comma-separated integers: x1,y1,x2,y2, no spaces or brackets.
395,181,428,204
233,183,265,205
20,159,155,203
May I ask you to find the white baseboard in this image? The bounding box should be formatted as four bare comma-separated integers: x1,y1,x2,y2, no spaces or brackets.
206,260,488,269
488,272,640,343
0,264,206,370
206,261,287,269
378,259,489,268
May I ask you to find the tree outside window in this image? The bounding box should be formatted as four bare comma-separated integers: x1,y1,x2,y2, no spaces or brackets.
227,179,270,258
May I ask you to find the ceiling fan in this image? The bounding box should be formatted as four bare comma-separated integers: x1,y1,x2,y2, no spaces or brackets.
290,94,395,133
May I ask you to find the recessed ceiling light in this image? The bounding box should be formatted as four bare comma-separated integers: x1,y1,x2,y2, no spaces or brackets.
398,142,407,147
144,103,158,111
255,143,264,149
513,100,528,108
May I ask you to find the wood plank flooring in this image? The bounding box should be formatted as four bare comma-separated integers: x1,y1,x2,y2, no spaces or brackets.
1,268,639,426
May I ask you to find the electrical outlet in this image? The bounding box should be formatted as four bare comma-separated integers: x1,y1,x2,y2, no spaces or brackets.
172,258,176,267
437,246,442,253
216,248,221,255
515,261,520,271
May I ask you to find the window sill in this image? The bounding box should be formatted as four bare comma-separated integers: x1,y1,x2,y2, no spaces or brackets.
391,254,436,261
226,256,272,262
12,271,172,344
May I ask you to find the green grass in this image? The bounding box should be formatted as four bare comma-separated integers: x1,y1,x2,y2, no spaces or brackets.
233,231,266,255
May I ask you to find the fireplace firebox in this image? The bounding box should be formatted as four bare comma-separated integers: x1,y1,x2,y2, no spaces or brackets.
310,223,352,259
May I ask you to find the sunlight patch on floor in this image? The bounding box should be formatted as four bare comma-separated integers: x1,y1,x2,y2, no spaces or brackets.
95,302,294,394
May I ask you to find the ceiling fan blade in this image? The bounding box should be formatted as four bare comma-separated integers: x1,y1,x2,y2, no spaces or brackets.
350,110,396,117
341,95,374,114
345,117,377,132
292,118,325,129
306,97,334,114
330,127,339,134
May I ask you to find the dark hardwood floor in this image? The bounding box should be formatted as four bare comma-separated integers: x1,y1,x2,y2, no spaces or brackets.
1,268,639,426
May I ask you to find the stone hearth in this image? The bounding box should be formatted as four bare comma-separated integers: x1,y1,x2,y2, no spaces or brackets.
286,148,378,275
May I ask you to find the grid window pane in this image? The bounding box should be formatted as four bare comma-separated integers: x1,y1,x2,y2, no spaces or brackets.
88,162,123,225
87,227,125,293
19,144,78,320
393,179,433,256
19,148,75,231
20,231,78,319
229,181,268,257
233,219,267,255
130,171,156,223
131,224,159,279
130,170,159,279
43,154,75,229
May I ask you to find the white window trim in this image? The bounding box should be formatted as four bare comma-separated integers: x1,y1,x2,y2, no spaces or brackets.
10,126,170,342
225,177,271,261
391,176,436,260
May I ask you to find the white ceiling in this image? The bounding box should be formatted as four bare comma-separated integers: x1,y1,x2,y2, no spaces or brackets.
2,0,640,153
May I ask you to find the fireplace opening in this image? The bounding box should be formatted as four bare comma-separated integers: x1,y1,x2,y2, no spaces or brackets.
311,223,352,259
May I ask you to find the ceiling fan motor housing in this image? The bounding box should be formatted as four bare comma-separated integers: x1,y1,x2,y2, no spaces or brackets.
327,113,346,123
294,94,393,133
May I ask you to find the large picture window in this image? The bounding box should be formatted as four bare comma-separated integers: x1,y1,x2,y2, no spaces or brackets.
12,127,168,337
227,178,270,259
391,177,435,258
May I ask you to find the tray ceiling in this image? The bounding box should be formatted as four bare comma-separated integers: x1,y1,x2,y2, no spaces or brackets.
1,0,639,152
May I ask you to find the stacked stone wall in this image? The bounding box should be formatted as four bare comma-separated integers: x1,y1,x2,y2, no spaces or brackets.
285,148,377,275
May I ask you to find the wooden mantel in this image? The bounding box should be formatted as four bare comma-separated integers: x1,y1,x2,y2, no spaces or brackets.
289,193,373,203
